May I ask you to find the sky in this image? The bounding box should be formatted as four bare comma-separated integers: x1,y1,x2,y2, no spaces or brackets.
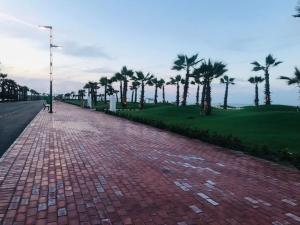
0,0,299,105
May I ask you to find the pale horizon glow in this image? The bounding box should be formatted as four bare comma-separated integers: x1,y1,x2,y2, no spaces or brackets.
0,0,300,105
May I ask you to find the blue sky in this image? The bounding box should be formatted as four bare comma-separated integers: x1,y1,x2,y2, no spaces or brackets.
0,0,299,105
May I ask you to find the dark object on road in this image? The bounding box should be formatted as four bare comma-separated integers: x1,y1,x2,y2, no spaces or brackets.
0,101,43,157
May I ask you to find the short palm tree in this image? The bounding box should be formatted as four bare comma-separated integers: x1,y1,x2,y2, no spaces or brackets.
99,77,109,103
134,71,154,109
220,76,235,109
280,67,300,100
248,76,264,106
172,54,202,106
251,54,282,105
166,75,182,107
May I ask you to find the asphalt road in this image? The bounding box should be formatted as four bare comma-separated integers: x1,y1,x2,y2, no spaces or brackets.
0,101,43,157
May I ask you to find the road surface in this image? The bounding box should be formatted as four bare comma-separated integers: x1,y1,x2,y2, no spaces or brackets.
0,102,299,225
0,101,43,156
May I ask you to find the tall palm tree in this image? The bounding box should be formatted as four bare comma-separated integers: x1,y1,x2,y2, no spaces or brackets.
251,54,282,105
172,54,202,106
280,67,300,100
99,77,109,103
150,78,160,104
134,71,154,109
199,60,227,115
220,76,235,109
248,76,264,106
166,75,182,107
120,66,134,107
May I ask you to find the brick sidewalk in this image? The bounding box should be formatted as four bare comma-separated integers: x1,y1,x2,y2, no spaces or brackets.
0,102,299,225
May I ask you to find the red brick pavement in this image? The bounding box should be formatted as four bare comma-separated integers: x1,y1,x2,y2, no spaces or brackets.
0,102,299,225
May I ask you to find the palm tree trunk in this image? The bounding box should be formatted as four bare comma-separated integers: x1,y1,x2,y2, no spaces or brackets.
154,85,158,104
196,84,200,105
224,83,228,109
205,80,211,115
131,90,134,103
255,83,259,106
201,82,206,109
115,93,119,103
265,69,271,105
176,83,180,107
120,81,123,104
182,68,190,106
122,79,127,107
104,85,107,103
134,88,138,103
140,82,145,109
162,85,165,103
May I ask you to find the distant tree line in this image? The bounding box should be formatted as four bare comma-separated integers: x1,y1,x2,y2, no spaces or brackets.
0,73,41,102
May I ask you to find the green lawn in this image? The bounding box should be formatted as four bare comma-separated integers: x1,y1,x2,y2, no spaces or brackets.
119,104,300,154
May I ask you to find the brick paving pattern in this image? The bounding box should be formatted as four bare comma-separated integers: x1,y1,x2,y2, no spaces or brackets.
0,102,299,225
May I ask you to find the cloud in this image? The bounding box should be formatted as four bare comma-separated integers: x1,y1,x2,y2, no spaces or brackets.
62,41,111,59
0,11,36,29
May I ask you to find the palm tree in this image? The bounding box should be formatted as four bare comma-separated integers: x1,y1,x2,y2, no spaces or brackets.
78,89,85,100
251,54,282,105
134,71,154,109
130,80,140,103
199,60,227,115
84,81,99,107
159,79,166,103
112,72,123,103
113,66,134,107
220,76,235,109
166,75,182,107
280,67,300,100
121,66,134,107
129,84,135,103
99,77,109,103
191,69,205,106
294,3,300,17
150,78,159,104
172,54,202,106
248,76,264,106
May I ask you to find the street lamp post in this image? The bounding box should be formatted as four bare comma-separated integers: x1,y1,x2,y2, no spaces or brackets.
39,25,61,113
